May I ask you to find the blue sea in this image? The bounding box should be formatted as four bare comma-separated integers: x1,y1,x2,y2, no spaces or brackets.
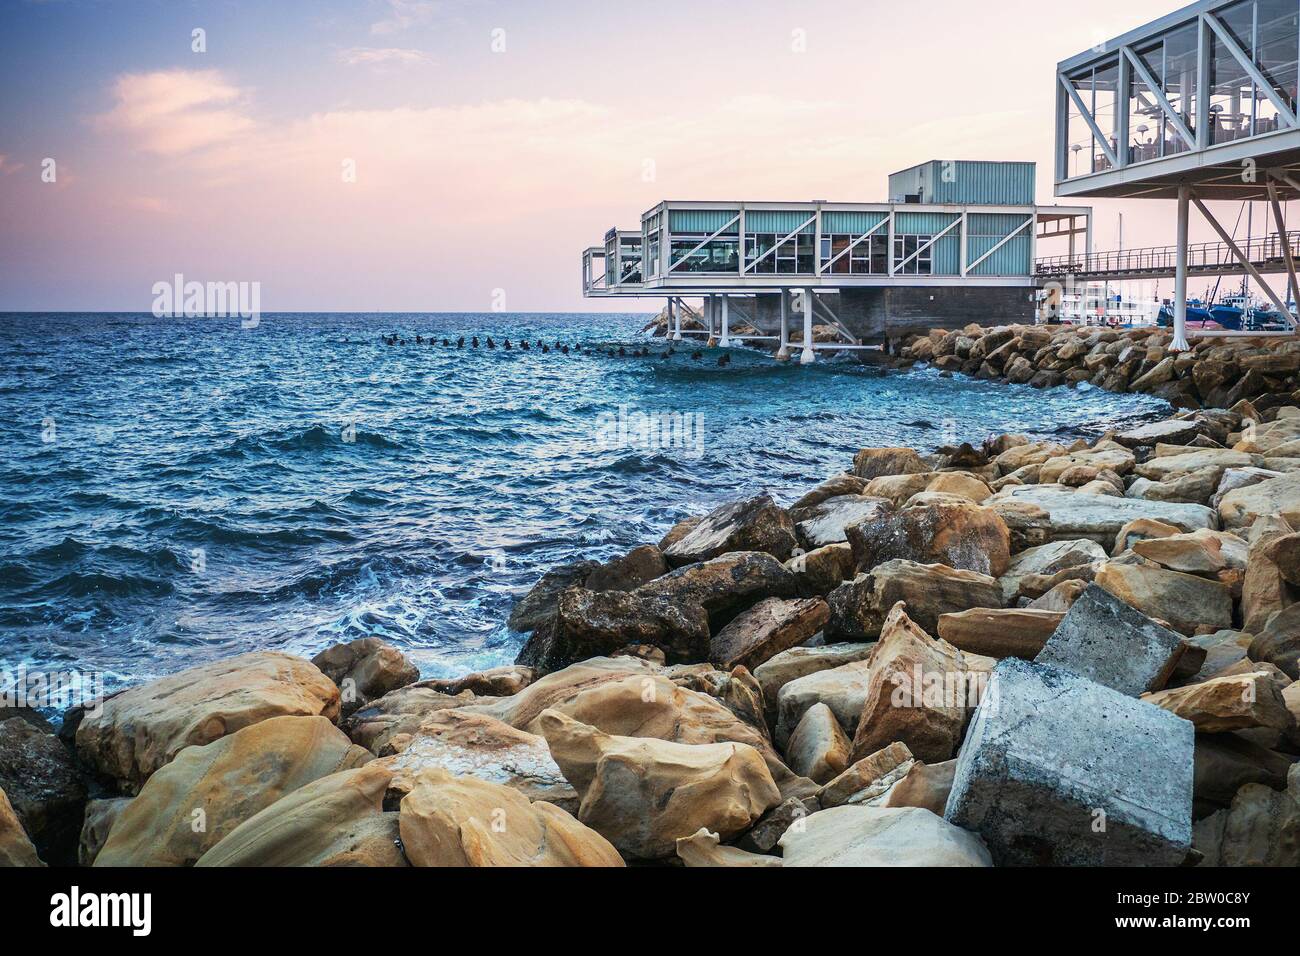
0,312,1169,693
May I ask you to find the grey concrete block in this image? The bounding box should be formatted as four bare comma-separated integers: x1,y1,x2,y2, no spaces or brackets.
944,658,1194,866
1034,583,1185,695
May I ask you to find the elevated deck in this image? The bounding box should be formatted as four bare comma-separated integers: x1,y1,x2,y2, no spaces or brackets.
1036,230,1300,281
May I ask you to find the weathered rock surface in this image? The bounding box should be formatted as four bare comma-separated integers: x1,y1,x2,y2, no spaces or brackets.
197,762,407,867
0,717,86,866
636,551,797,631
538,710,781,860
374,709,578,813
753,643,876,725
779,805,991,867
95,715,371,866
785,702,851,784
662,494,798,566
827,560,1003,640
1132,529,1248,575
521,670,812,800
790,473,870,513
1115,419,1202,448
1219,472,1300,530
311,637,419,716
992,486,1217,544
342,683,486,755
76,651,342,792
847,502,1011,578
0,787,42,867
937,607,1064,660
945,659,1195,866
852,447,929,481
515,587,709,674
883,759,957,816
784,541,855,596
508,559,599,633
1194,771,1300,866
675,828,782,867
1034,584,1186,695
817,741,915,809
1193,733,1295,814
794,495,891,549
709,596,829,672
421,665,534,698
399,766,624,867
1249,601,1300,679
775,659,875,749
1094,562,1233,636
851,603,970,764
584,544,669,592
1143,671,1296,733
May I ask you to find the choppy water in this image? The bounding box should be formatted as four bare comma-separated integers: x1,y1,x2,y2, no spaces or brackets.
0,312,1168,692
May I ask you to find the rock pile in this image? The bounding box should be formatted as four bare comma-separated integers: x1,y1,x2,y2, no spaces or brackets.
899,322,1300,412
4,394,1300,867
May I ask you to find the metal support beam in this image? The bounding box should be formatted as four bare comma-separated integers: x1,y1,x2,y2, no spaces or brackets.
776,290,791,361
719,295,731,348
799,289,815,365
1173,186,1190,352
706,295,717,347
670,297,682,340
1267,179,1300,311
1191,193,1296,329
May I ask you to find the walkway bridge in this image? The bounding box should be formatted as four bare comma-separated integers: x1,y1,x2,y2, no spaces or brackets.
1035,231,1300,283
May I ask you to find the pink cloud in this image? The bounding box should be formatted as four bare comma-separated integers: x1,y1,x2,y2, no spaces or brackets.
96,70,255,156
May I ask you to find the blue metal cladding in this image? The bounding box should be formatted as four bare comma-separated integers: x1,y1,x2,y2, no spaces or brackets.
889,161,1036,205
668,209,739,233
822,211,889,234
895,212,961,275
967,212,1033,276
744,210,817,233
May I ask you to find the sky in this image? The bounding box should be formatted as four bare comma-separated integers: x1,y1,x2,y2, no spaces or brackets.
0,0,1265,312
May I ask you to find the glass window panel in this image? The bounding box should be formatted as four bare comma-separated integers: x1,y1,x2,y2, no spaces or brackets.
1067,71,1094,178
1129,51,1161,164
1255,0,1297,130
1211,7,1257,144
1162,24,1199,154
1092,60,1120,171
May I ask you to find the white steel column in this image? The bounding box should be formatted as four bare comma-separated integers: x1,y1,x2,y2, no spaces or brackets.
719,295,731,347
1172,185,1190,352
799,289,815,365
776,290,791,360
670,297,682,341
706,296,717,347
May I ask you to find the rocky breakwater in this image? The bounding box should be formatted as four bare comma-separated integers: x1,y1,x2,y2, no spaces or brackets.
899,322,1300,414
5,406,1300,867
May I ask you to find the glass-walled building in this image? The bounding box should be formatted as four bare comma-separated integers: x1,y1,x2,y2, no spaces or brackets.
1057,0,1300,198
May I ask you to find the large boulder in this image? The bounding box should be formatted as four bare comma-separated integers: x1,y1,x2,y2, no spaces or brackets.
1194,770,1300,867
508,559,599,633
1249,601,1300,679
515,587,709,674
636,551,797,631
945,658,1194,866
883,759,958,816
311,637,419,716
753,643,876,726
197,763,406,867
374,709,578,813
1143,671,1296,733
784,702,851,784
1134,448,1254,482
852,447,929,481
342,683,487,755
847,502,1010,578
784,542,856,597
0,787,42,867
991,486,1218,545
77,797,130,867
1219,472,1300,530
661,494,798,566
709,597,829,672
524,671,812,800
850,603,970,764
1094,562,1233,636
937,607,1064,660
775,660,874,750
1115,419,1202,448
794,495,892,549
398,767,623,867
1131,529,1248,575
1242,515,1298,632
789,473,870,513
421,665,534,698
817,741,916,808
1034,584,1186,695
584,545,669,592
538,710,781,860
95,715,371,866
0,718,87,866
778,805,991,866
827,560,1003,641
75,651,342,792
